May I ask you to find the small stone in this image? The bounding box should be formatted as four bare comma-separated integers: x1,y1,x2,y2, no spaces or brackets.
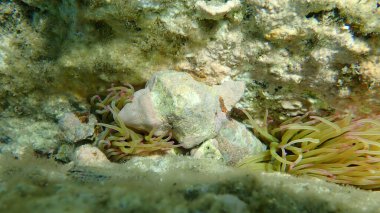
216,119,266,165
118,88,167,135
58,112,97,143
191,139,224,161
280,100,302,110
196,0,241,20
55,144,75,163
212,80,245,111
73,144,110,167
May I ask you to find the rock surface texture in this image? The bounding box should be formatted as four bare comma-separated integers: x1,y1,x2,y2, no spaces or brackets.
119,71,265,163
1,0,379,120
119,71,226,148
0,1,380,211
2,155,380,213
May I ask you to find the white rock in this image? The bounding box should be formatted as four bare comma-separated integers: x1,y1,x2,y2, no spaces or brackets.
118,71,246,149
58,112,97,143
191,139,223,161
196,0,241,20
212,80,246,111
118,88,167,135
216,119,266,165
73,145,110,167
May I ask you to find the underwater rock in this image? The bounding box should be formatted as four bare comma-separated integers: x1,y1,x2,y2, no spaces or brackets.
191,194,248,213
73,145,110,167
118,88,167,135
212,80,245,111
42,94,90,120
55,144,75,163
2,0,380,126
119,71,246,148
58,112,97,143
191,139,224,161
118,70,265,161
216,119,266,165
195,0,241,20
2,153,380,212
125,155,233,174
360,56,380,83
191,120,266,165
0,118,60,157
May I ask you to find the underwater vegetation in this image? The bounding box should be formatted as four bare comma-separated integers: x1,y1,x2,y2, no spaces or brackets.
90,82,380,190
238,111,380,190
90,84,178,162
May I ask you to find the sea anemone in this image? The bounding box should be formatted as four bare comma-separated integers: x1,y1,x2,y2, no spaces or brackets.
238,111,380,190
91,84,178,162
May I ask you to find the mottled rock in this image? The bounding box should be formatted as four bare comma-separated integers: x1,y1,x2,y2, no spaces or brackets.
119,71,245,148
125,155,233,174
190,119,266,165
212,80,246,111
216,119,266,165
55,144,75,163
147,71,224,148
73,145,110,167
0,118,60,157
360,56,380,83
118,89,166,133
58,112,97,143
196,0,241,20
192,194,248,213
191,139,223,161
2,153,380,212
2,0,380,126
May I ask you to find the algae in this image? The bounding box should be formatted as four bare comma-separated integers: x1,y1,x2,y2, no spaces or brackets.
1,152,380,213
0,0,380,212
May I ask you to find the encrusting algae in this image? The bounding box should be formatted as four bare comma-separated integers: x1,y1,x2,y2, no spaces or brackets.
238,110,380,190
90,84,178,162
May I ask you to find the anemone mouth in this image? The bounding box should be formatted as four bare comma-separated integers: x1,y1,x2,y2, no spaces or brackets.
91,84,179,162
239,111,380,190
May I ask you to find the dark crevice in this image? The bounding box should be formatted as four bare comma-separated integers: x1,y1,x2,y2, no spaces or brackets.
305,8,344,23
305,7,374,38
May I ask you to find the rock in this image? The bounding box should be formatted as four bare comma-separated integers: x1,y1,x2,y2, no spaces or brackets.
124,155,233,174
2,0,380,130
212,80,246,111
191,119,266,165
216,119,266,165
191,194,248,213
196,0,241,20
119,71,246,149
118,88,168,135
55,144,75,163
2,153,380,212
58,112,97,143
360,56,380,83
73,145,110,167
147,71,224,148
191,139,223,161
42,95,78,119
0,118,60,157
